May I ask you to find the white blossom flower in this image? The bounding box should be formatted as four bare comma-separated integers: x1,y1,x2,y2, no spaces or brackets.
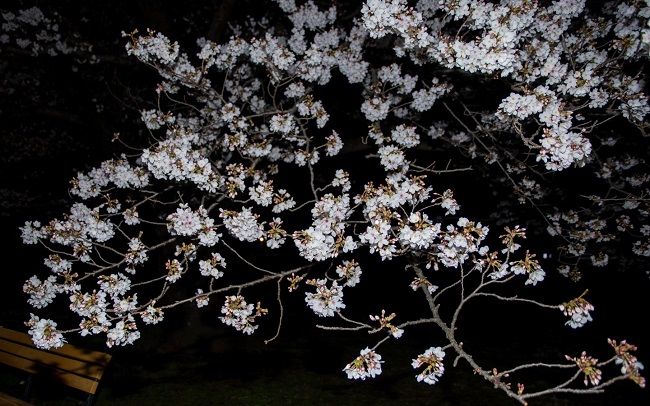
219,295,262,335
412,346,446,385
325,131,343,156
195,289,210,308
560,297,595,329
23,275,60,309
198,252,226,279
106,314,140,347
343,347,383,380
20,221,42,244
220,207,265,242
44,254,72,274
335,260,362,287
361,97,391,121
305,279,345,316
98,273,131,298
167,203,203,236
26,313,66,349
141,305,164,324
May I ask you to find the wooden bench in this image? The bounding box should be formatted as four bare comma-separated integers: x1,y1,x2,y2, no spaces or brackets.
0,327,112,406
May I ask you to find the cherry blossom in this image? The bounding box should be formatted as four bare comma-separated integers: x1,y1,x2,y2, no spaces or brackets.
10,1,649,402
343,347,383,380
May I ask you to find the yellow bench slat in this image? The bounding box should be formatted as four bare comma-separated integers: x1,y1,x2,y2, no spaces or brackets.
0,351,100,395
0,327,112,397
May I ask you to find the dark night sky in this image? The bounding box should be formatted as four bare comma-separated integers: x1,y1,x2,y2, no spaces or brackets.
1,2,649,405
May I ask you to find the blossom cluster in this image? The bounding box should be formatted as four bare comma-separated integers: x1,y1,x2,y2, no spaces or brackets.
105,315,140,348
219,295,266,335
23,275,60,309
436,217,489,269
343,347,384,380
10,1,649,401
70,156,150,200
369,309,403,338
141,133,223,193
412,346,446,385
304,278,345,317
609,338,646,388
293,194,355,261
167,204,220,246
566,351,602,387
21,203,115,263
220,207,265,243
25,313,66,350
560,296,595,329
